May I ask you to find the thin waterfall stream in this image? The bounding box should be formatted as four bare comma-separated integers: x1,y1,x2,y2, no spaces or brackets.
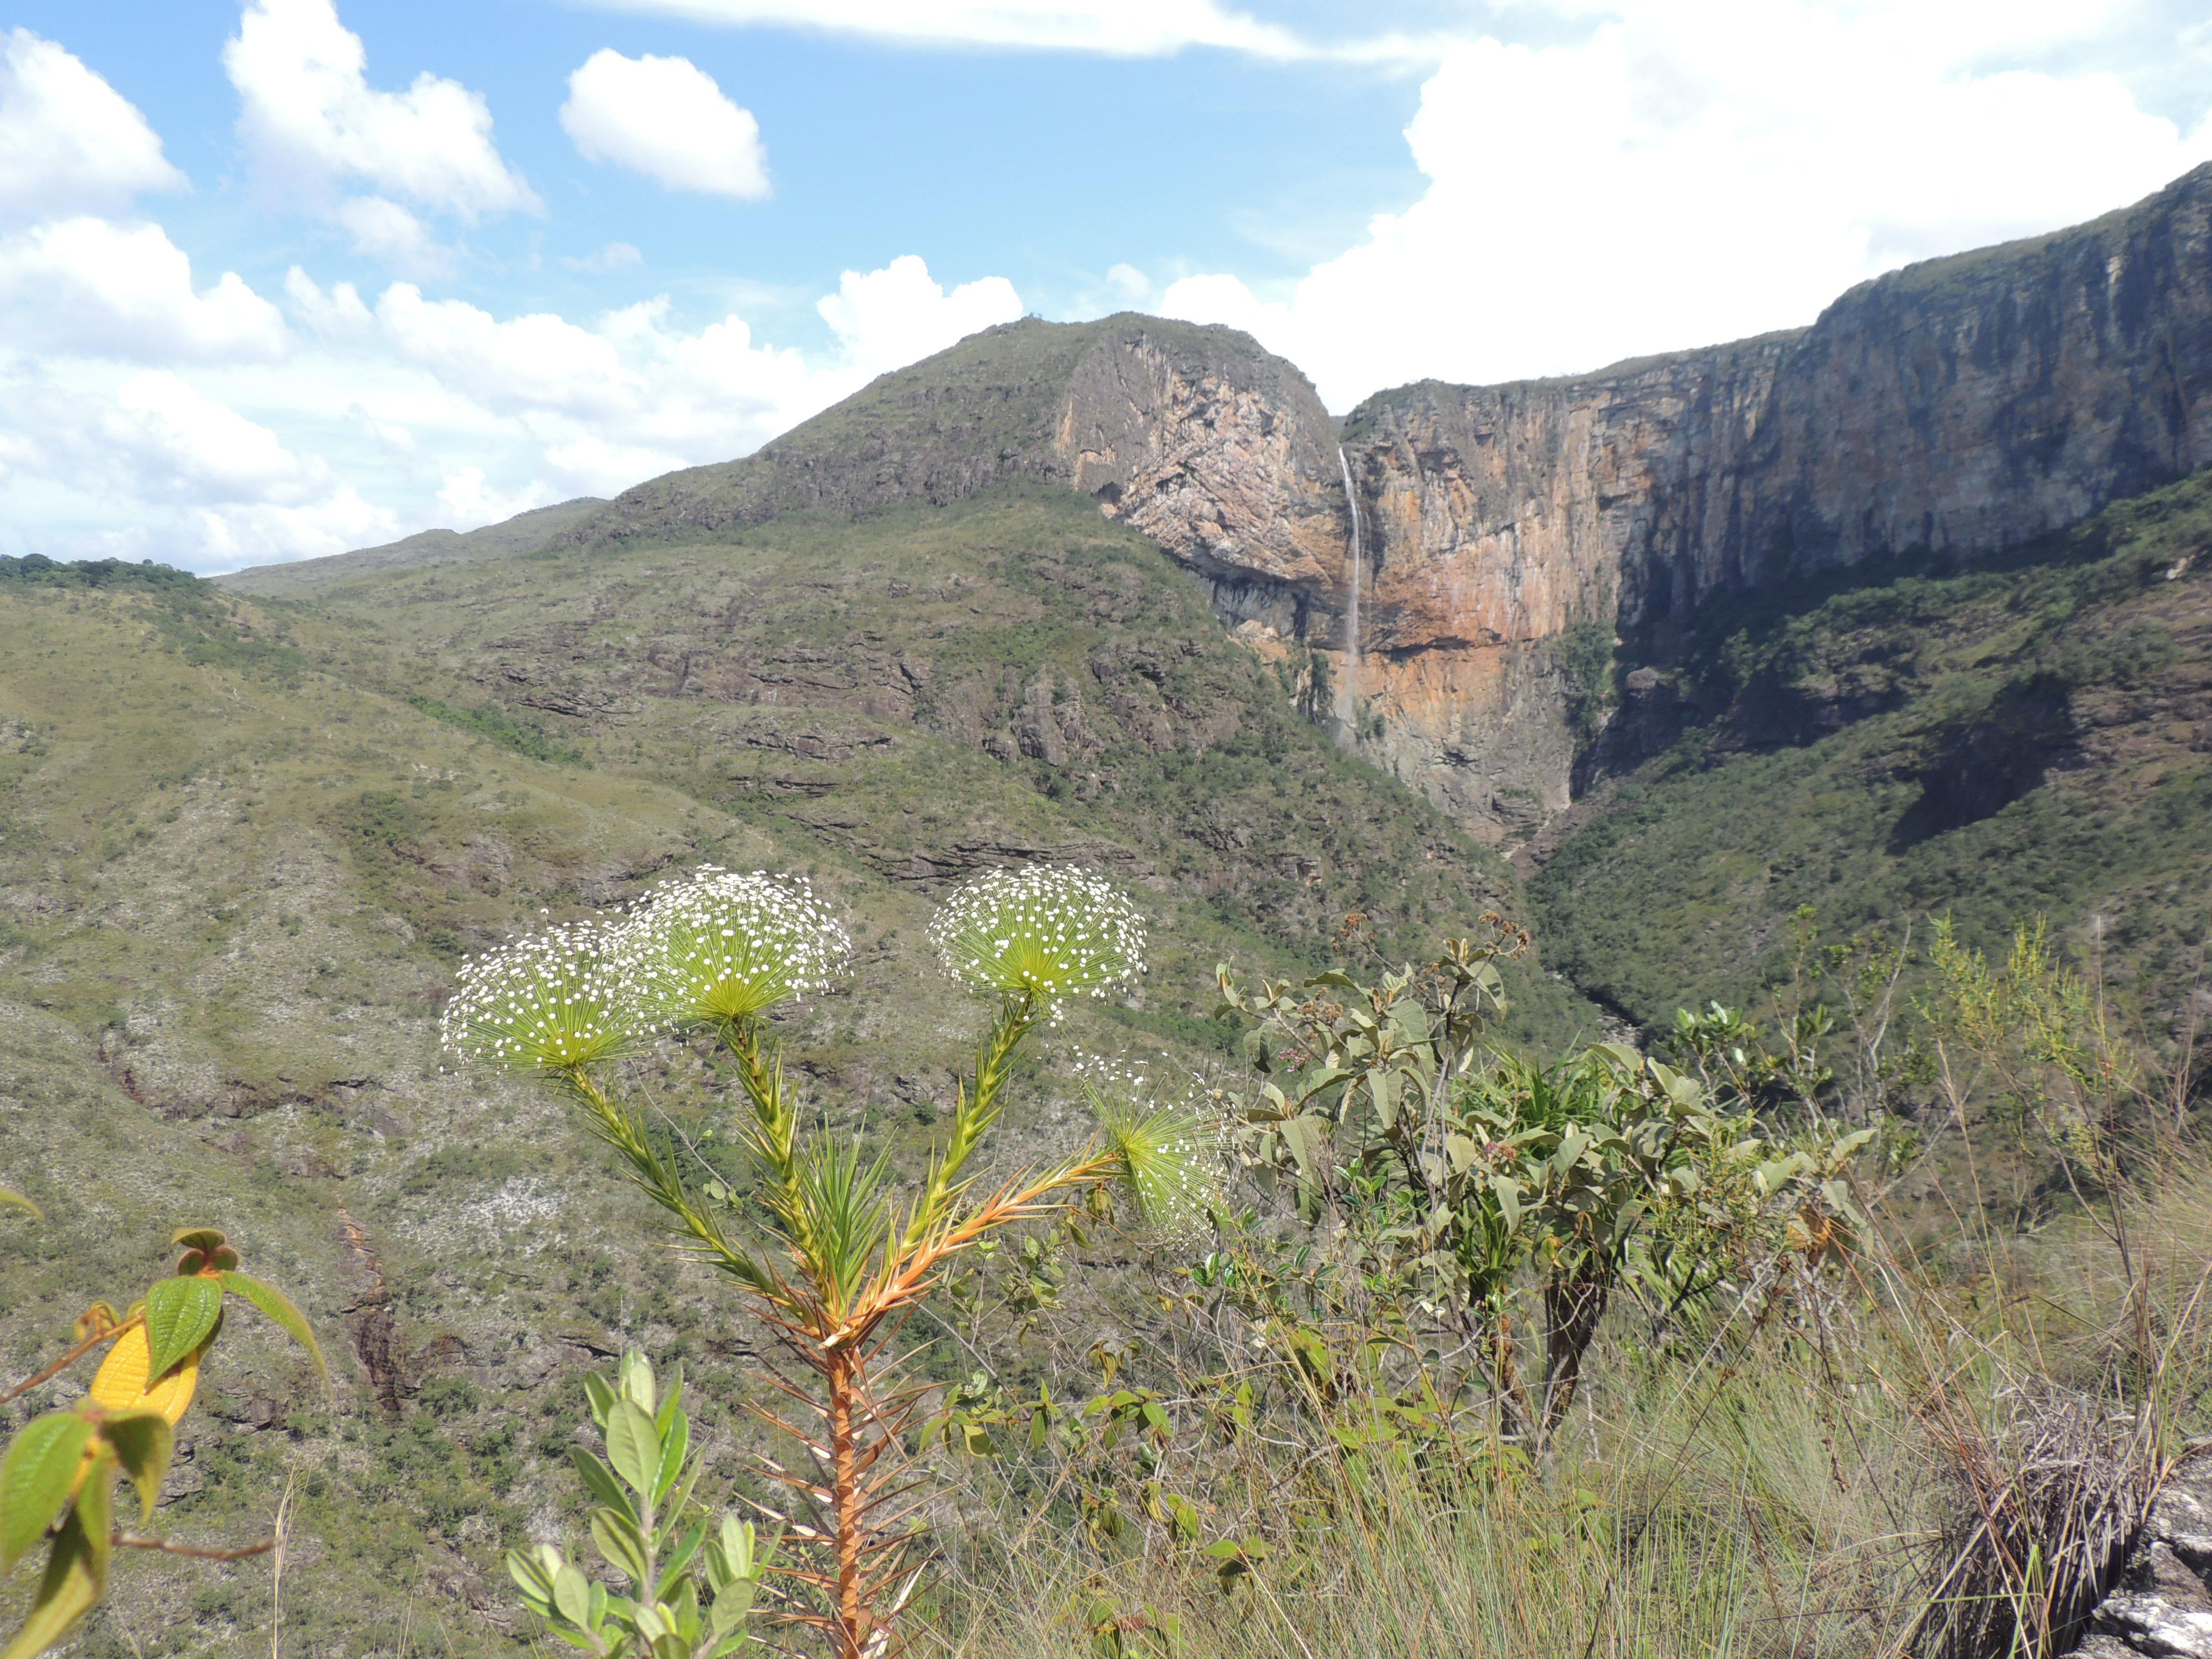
1336,445,1362,738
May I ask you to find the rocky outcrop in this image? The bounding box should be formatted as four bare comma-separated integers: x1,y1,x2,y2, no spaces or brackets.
1341,162,2212,842
2069,1451,2212,1659
570,164,2212,847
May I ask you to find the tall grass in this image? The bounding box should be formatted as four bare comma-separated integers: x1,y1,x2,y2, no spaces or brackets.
911,1159,2212,1659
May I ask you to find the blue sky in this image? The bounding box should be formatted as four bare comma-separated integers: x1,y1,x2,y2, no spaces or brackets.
3,0,2210,570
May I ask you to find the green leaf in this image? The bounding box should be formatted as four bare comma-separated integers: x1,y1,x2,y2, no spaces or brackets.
653,1364,685,1438
657,1516,708,1602
0,1411,95,1575
581,1372,617,1430
591,1509,649,1587
553,1563,592,1628
218,1274,328,1391
142,1276,223,1382
604,1400,661,1499
0,1188,38,1220
570,1449,637,1525
654,1404,689,1503
0,1483,108,1659
1370,1070,1401,1131
99,1411,173,1524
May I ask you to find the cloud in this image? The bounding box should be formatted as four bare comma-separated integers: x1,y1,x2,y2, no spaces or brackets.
0,218,287,363
816,255,1022,377
561,51,769,199
1105,263,1150,303
1156,0,2212,407
577,0,1443,61
0,251,1022,572
0,367,394,565
224,0,537,231
0,29,185,218
333,195,449,277
438,465,552,528
564,240,644,272
373,283,642,415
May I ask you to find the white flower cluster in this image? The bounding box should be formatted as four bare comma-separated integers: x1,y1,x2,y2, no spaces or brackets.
1072,1051,1226,1240
927,864,1146,1008
440,917,637,1074
625,866,851,1029
440,867,850,1075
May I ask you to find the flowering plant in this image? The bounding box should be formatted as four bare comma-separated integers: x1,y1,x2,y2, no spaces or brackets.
444,862,1208,1659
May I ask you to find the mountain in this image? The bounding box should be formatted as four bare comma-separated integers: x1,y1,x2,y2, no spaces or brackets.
11,161,2212,1651
220,497,607,599
7,490,1592,1647
285,166,2209,859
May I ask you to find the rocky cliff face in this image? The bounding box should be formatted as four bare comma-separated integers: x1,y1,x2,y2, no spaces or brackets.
1341,161,2212,841
576,163,2212,847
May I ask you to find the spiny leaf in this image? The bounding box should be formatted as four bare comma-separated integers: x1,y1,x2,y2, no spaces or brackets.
0,1411,94,1574
142,1276,222,1381
218,1273,328,1392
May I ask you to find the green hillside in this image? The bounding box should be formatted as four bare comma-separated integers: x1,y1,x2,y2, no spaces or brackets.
0,491,1592,1654
1529,468,2212,1042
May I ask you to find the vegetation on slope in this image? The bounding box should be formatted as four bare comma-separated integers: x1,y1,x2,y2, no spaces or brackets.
1532,468,2212,1041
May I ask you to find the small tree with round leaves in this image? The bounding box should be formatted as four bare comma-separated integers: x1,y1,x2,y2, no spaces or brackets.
443,864,1208,1659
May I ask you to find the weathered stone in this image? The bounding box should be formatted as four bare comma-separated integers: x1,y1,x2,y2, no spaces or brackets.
2068,1455,2212,1659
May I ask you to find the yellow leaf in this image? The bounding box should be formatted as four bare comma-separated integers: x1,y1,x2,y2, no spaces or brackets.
88,1324,201,1425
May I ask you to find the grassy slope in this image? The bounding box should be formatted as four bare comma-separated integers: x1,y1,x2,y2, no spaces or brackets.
1529,469,2212,1035
1,491,1589,1654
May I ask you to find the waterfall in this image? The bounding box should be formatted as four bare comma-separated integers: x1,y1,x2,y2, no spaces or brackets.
1336,445,1361,737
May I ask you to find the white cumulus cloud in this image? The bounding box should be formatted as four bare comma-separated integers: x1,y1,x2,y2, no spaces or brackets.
576,0,1440,62
224,0,537,237
817,255,1022,377
1156,0,2212,407
0,367,394,565
438,465,552,528
0,218,287,363
561,50,769,199
0,29,185,218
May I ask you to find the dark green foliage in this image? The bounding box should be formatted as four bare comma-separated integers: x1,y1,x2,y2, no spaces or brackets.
399,694,582,764
1558,620,1618,740
1536,467,2212,1034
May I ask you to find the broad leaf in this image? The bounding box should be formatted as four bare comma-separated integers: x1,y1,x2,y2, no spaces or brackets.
99,1411,173,1524
553,1562,592,1628
603,1401,661,1499
143,1276,223,1381
0,1411,94,1574
591,1509,649,1587
569,1449,637,1525
87,1324,202,1425
219,1274,329,1390
0,1484,107,1659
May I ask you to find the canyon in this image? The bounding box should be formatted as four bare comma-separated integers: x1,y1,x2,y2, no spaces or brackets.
565,161,2212,846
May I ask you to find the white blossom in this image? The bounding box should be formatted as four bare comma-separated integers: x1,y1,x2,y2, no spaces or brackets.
927,864,1145,1008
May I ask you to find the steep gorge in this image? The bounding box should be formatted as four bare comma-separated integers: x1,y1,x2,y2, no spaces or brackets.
566,162,2212,849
